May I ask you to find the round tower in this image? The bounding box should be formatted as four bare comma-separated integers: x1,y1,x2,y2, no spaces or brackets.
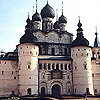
18,16,39,96
71,18,94,95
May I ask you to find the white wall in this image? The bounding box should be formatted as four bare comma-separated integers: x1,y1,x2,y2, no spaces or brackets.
18,43,39,96
0,60,18,96
71,46,94,95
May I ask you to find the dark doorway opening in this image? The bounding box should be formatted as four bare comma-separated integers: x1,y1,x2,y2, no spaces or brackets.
52,84,61,97
41,87,45,96
27,88,31,95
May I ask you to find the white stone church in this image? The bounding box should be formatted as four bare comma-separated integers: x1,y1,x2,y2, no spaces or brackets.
0,0,100,97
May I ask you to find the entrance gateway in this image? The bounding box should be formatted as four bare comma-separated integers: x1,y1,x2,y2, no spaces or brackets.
52,84,61,97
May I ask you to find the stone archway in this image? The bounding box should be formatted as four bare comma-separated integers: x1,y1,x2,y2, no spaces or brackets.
52,84,61,97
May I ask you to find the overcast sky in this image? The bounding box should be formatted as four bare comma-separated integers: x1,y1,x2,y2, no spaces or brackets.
0,0,100,52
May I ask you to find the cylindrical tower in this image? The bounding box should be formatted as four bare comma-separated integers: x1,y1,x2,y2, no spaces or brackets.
18,19,39,96
71,19,94,95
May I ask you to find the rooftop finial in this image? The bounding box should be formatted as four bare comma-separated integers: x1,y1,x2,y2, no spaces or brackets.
78,16,81,22
96,26,97,33
47,0,48,4
56,9,58,21
62,1,64,15
28,12,29,18
77,16,82,28
33,5,34,13
26,12,30,24
94,26,99,47
36,0,37,12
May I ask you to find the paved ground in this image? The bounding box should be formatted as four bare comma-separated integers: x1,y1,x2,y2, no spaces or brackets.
1,96,100,100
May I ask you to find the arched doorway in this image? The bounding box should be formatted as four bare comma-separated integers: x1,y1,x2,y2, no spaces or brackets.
52,84,61,97
41,87,45,96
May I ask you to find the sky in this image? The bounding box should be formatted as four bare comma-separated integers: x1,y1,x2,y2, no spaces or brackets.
0,0,100,52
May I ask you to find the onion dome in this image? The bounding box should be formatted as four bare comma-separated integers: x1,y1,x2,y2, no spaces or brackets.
41,3,55,18
58,14,67,23
20,29,38,44
58,1,67,23
26,13,31,24
25,13,31,29
32,11,41,22
72,18,89,47
32,0,41,21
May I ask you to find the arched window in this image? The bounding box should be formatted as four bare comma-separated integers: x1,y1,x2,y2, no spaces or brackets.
56,64,59,70
68,64,71,70
30,51,32,54
65,64,67,70
44,63,46,70
74,88,77,93
78,49,80,51
14,77,16,79
48,63,51,70
39,47,42,55
2,71,4,75
67,75,70,79
39,63,42,70
52,63,55,70
84,62,87,70
68,89,70,93
87,53,89,56
64,48,67,55
51,48,55,55
61,64,63,70
27,65,31,69
92,51,95,58
75,65,77,70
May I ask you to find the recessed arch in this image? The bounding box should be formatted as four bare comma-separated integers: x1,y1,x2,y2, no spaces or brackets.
41,87,45,96
52,84,61,97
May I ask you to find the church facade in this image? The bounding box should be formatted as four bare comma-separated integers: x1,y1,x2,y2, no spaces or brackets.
0,1,100,97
